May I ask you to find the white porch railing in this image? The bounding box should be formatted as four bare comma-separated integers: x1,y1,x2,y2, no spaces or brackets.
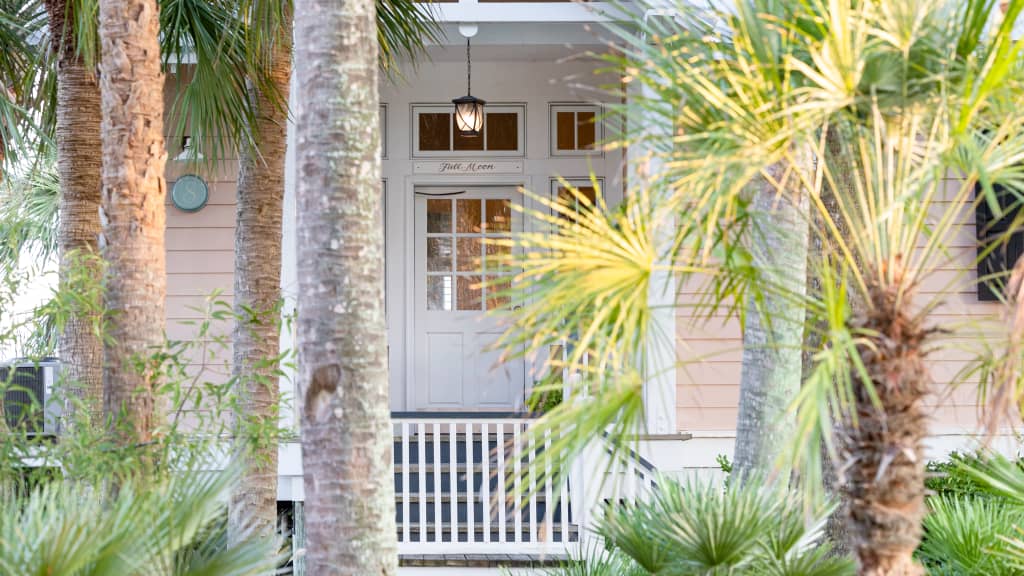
391,413,658,556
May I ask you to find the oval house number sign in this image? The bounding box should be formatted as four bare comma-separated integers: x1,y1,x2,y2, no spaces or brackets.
171,174,209,212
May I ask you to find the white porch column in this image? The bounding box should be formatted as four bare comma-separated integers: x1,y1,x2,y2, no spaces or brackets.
628,74,677,436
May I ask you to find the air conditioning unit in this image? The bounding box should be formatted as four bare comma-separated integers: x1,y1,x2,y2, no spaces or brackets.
0,359,61,435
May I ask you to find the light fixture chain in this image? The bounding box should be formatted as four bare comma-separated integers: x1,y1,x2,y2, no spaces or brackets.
467,37,472,95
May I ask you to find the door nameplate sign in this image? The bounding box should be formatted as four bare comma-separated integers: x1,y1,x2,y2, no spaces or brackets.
414,160,523,175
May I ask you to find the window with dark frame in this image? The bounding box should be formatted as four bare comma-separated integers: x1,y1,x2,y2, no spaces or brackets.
976,180,1024,301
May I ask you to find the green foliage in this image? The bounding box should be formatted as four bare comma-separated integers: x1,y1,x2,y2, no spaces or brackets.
599,478,854,576
918,495,1024,576
925,452,1021,501
0,466,282,575
717,454,734,475
0,148,59,268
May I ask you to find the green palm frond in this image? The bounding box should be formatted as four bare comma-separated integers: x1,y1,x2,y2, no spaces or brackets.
0,467,282,576
600,478,854,576
918,494,1024,575
0,0,50,170
0,157,60,266
161,0,263,164
377,0,443,76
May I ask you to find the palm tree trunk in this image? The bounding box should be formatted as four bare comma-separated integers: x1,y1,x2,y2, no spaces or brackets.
227,9,292,547
44,0,105,427
843,285,928,576
98,0,167,444
732,155,809,480
294,0,396,573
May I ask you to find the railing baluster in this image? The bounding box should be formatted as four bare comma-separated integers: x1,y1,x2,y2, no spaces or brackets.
417,422,426,542
544,426,553,544
466,421,475,543
481,421,490,544
433,423,442,543
528,423,537,543
401,421,410,543
559,428,569,544
497,423,507,544
449,421,458,544
513,422,522,544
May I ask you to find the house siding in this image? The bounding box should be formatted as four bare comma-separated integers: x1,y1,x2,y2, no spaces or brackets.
674,175,1002,435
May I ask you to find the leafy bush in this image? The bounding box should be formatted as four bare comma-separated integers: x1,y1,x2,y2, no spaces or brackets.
918,495,1024,576
598,478,854,576
0,467,281,575
925,452,1020,501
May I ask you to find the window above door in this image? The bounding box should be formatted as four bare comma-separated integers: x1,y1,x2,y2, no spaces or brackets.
412,104,526,158
550,104,602,157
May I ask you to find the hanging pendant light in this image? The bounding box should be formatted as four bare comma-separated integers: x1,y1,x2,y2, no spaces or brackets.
453,37,485,137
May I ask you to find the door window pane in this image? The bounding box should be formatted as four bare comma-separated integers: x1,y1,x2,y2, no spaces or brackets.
419,113,450,151
457,238,482,272
427,199,452,233
485,239,511,272
486,113,519,151
427,237,452,272
486,276,511,310
457,199,482,233
484,199,511,233
427,276,453,311
457,276,482,311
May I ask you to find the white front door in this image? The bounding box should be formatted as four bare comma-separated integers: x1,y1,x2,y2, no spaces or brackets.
413,187,525,411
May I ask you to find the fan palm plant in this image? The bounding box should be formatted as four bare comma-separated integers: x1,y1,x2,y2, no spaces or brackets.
496,0,1024,573
599,478,854,576
0,467,282,576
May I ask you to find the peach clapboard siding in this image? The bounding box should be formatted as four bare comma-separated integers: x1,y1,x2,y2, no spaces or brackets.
162,66,237,381
675,175,1003,433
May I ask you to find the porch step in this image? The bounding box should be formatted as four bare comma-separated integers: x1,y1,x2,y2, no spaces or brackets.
401,523,579,544
399,553,572,568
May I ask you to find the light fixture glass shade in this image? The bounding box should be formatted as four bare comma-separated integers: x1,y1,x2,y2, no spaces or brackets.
453,95,486,137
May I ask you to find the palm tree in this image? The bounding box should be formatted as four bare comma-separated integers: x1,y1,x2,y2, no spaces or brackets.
43,0,104,424
498,0,1024,573
226,0,438,546
97,0,167,444
293,0,395,571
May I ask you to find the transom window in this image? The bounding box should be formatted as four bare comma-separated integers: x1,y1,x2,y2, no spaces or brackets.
550,104,601,156
425,197,512,311
412,104,525,157
551,178,603,220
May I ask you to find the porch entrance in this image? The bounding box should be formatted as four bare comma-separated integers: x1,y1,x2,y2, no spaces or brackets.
413,186,525,411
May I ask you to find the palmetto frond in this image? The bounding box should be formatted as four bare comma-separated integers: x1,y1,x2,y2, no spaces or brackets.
0,0,49,171
0,467,282,576
0,157,59,266
377,0,443,76
600,478,854,575
918,494,1024,575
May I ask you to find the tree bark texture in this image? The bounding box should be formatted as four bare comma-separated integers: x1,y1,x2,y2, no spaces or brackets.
842,283,928,576
98,0,166,443
806,126,860,557
227,8,292,548
294,0,397,574
732,154,810,480
45,0,105,427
